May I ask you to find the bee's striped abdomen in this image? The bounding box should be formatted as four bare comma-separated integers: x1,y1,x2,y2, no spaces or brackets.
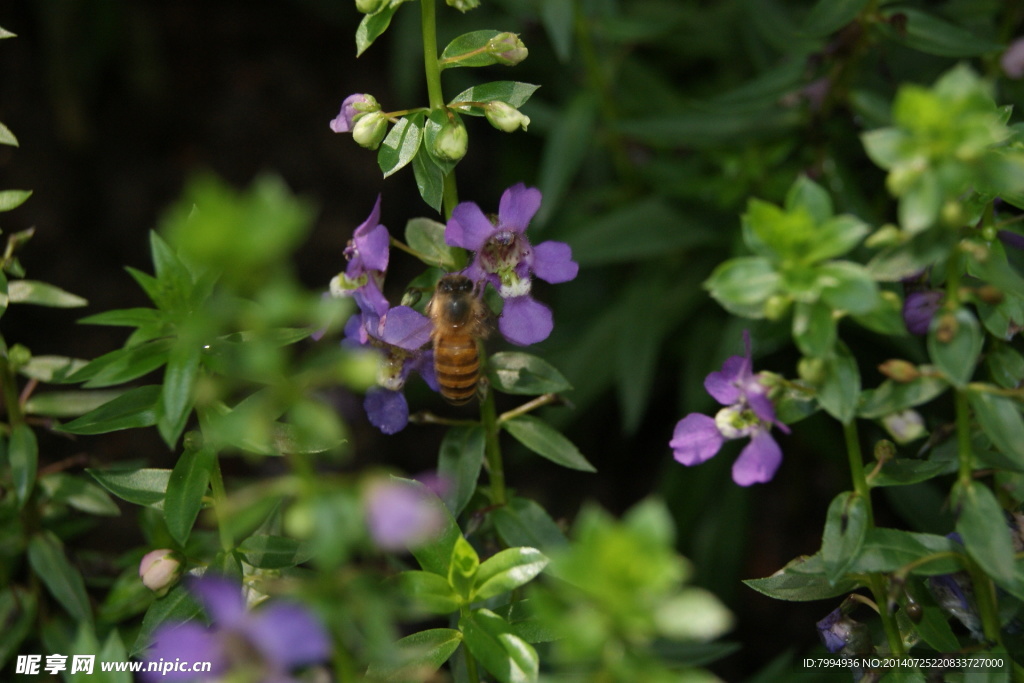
434,333,479,405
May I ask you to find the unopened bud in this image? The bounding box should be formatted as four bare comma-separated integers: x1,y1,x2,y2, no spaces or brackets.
485,101,530,133
432,117,468,162
874,439,896,463
878,359,919,382
797,357,826,384
356,0,387,13
488,32,528,66
935,312,958,343
446,0,480,11
975,284,1003,305
139,549,183,595
352,111,389,149
763,295,791,321
941,200,965,227
865,224,903,248
882,410,926,444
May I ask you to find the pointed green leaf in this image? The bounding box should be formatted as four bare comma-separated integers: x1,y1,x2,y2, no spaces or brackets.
857,372,948,418
9,423,37,507
814,342,861,423
378,114,423,178
130,583,202,657
355,0,411,57
473,547,548,602
163,445,216,546
928,308,981,388
159,341,201,447
440,30,505,69
64,338,173,388
968,390,1024,469
705,256,780,318
24,390,124,418
396,570,461,614
437,425,485,516
8,280,87,308
502,415,596,472
237,534,313,569
27,531,92,623
0,121,18,147
847,528,960,575
954,481,1017,591
411,145,443,212
39,473,120,516
79,307,164,328
821,492,869,584
405,215,456,269
60,385,161,434
460,608,539,683
743,554,859,601
0,189,31,212
800,0,870,37
366,628,462,682
881,7,1004,57
487,352,572,395
88,467,170,507
449,81,540,115
492,497,569,553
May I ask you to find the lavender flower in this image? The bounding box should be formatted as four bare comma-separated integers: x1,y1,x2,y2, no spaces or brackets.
143,576,329,683
363,478,445,550
902,290,943,335
331,195,390,317
669,332,789,486
446,183,578,345
1002,37,1024,79
329,93,378,133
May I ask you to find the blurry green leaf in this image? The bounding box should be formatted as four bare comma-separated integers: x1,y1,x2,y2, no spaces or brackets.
534,93,595,227
867,229,952,282
366,628,462,682
487,352,572,395
954,481,1018,591
821,492,868,584
0,121,18,146
449,535,480,600
0,587,35,671
8,423,37,507
492,600,559,644
449,81,540,115
19,355,88,382
743,554,859,601
848,528,960,575
88,467,171,508
899,169,942,233
968,391,1024,470
492,497,568,553
967,240,1024,301
40,473,120,516
27,531,92,623
378,113,423,179
861,128,904,170
800,0,869,36
857,372,947,418
540,0,573,61
617,108,800,149
24,390,124,418
850,292,908,336
402,477,461,577
131,583,202,657
163,445,216,546
460,608,539,683
913,600,961,653
867,458,957,487
396,570,461,614
792,300,836,358
880,7,1003,57
60,385,161,434
79,307,163,328
440,30,504,68
784,175,833,224
437,425,485,517
473,547,548,602
159,341,201,447
8,280,87,308
503,415,596,472
405,216,456,269
0,189,31,212
355,0,411,57
986,343,1024,389
65,339,172,388
412,145,444,212
237,534,312,569
705,256,780,318
927,308,981,387
97,630,132,683
814,342,860,423
817,261,879,315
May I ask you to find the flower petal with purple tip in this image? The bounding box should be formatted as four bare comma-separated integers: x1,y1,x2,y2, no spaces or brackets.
530,241,579,283
377,306,432,351
670,414,724,466
497,183,542,231
189,576,246,627
499,295,553,345
330,94,366,133
903,290,943,335
703,355,747,405
447,201,496,251
364,387,409,434
731,429,782,486
245,602,332,670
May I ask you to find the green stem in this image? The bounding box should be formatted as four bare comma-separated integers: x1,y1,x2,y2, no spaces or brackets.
955,390,974,488
0,352,24,428
420,0,444,111
965,556,1005,645
480,377,507,506
208,459,234,553
442,171,459,220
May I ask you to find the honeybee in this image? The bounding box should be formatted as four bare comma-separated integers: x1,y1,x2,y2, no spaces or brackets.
426,274,490,405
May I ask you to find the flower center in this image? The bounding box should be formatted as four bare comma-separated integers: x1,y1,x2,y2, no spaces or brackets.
376,349,408,391
714,406,759,439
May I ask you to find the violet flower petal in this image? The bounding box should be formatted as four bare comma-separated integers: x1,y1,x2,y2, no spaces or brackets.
378,306,432,350
703,355,747,405
815,608,846,654
447,201,495,251
530,241,579,283
408,349,439,391
670,413,724,466
499,295,553,345
189,575,246,627
329,94,365,133
903,290,942,335
244,603,331,670
1002,37,1024,79
364,387,409,434
364,481,444,550
731,429,782,486
497,183,542,231
142,622,227,682
352,223,389,274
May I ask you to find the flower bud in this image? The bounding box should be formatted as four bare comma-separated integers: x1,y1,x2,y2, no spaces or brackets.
763,295,790,321
865,224,903,248
873,439,896,463
352,111,389,150
484,101,530,133
445,0,480,11
330,94,380,134
488,32,528,66
882,410,926,444
878,359,919,382
139,549,183,595
974,284,1003,305
431,117,468,162
797,357,826,384
355,0,387,13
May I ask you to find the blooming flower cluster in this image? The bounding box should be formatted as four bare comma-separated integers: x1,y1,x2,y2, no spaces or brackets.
669,332,789,486
143,576,330,683
330,183,577,433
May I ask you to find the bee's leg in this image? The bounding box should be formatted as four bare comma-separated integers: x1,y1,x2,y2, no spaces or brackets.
476,375,490,403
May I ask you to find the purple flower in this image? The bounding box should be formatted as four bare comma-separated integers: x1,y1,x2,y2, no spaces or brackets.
143,576,329,683
902,290,943,335
345,303,437,434
669,331,789,486
363,478,445,551
446,183,578,345
331,195,390,317
815,607,870,655
329,93,377,133
1002,37,1024,79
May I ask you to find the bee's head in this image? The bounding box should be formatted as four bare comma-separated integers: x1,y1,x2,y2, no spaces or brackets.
438,274,474,295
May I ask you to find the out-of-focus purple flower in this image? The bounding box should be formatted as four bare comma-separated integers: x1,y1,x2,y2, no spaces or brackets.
998,229,1024,252
1002,38,1024,79
143,575,329,683
345,303,437,434
363,478,445,551
331,196,390,317
330,93,377,133
815,607,871,655
446,183,578,345
902,290,943,335
669,331,789,486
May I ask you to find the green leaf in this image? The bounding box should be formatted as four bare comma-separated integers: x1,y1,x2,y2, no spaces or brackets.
968,391,1024,469
366,628,462,682
354,0,410,57
0,120,18,147
861,127,904,170
402,477,461,577
8,423,38,507
867,458,957,487
0,189,32,212
881,7,1004,57
540,0,573,61
422,109,463,176
440,30,504,68
163,445,216,546
0,587,36,671
705,256,780,318
857,372,948,418
492,497,569,553
24,390,124,418
927,308,981,388
396,570,461,614
237,534,312,569
65,338,173,388
817,261,879,315
449,535,480,600
800,0,870,37
821,492,869,584
449,81,541,115
487,352,572,395
437,425,485,517
405,216,456,269
378,113,423,179
473,547,548,601
411,145,444,212
27,531,92,623
954,481,1018,591
160,341,201,447
814,342,861,423
8,280,87,308
79,307,163,328
792,300,836,358
60,385,161,434
492,600,559,644
987,341,1024,389
131,583,202,657
534,93,595,227
899,169,942,233
460,608,539,683
846,528,960,576
743,554,859,601
784,175,833,224
502,415,596,472
19,355,88,382
88,467,171,507
39,473,120,516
